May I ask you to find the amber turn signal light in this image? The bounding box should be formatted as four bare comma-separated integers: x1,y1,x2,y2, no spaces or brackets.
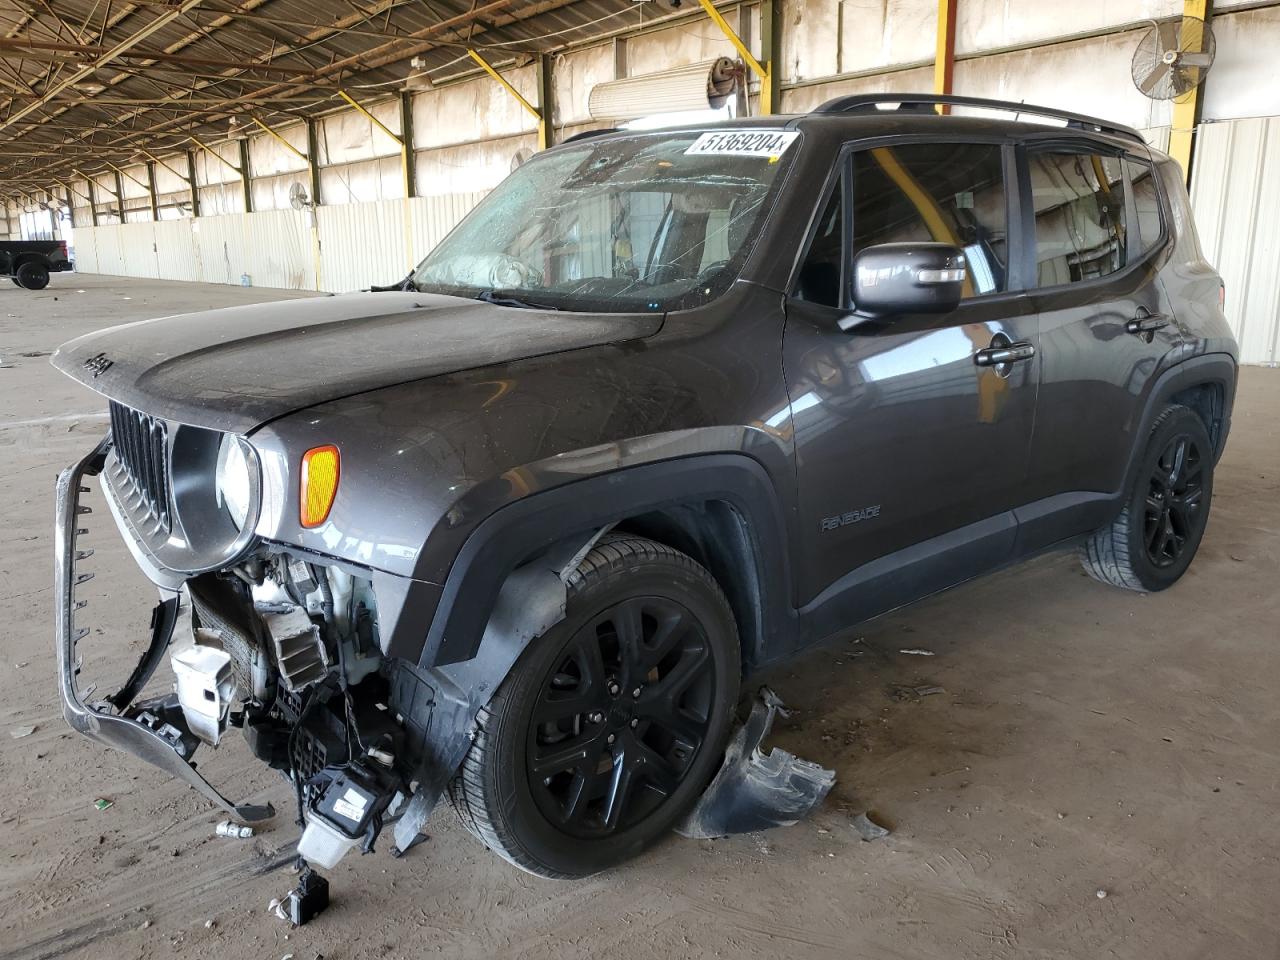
300,444,340,528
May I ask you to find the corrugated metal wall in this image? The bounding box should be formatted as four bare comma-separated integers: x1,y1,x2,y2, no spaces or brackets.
69,193,482,294
1190,117,1280,366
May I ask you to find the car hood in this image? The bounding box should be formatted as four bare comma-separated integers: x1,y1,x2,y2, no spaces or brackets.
51,291,664,434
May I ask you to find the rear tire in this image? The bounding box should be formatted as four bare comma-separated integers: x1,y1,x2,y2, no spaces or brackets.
1081,404,1214,592
448,534,740,878
15,261,50,290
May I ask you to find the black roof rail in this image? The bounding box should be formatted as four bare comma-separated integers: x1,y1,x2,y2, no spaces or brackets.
557,127,621,146
811,93,1145,144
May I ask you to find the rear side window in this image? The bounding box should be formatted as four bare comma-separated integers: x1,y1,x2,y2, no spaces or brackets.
1029,151,1127,286
851,143,1009,297
1125,157,1164,255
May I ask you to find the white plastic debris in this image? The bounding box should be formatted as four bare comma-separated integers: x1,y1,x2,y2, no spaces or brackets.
215,820,254,839
1096,888,1108,899
9,725,35,739
851,812,891,841
899,648,935,656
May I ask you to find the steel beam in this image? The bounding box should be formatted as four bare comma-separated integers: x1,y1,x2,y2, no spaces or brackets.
466,49,540,121
305,118,322,206
398,91,416,197
186,149,202,218
238,138,253,213
536,54,555,150
0,0,205,134
114,169,127,223
0,37,323,77
250,116,308,163
86,176,99,227
146,161,159,221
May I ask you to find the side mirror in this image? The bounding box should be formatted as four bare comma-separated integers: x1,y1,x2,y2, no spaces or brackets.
844,242,966,328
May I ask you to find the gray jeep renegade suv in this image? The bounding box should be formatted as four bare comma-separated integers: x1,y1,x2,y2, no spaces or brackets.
52,95,1236,879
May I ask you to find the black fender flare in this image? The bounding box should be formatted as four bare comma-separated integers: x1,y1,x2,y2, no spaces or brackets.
417,453,796,670
1118,352,1236,497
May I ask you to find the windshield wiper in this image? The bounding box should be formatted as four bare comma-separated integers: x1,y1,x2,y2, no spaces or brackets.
474,289,559,311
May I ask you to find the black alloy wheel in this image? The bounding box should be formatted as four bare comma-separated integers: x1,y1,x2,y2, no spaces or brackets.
1143,433,1205,568
526,594,715,837
448,534,739,878
1081,403,1215,592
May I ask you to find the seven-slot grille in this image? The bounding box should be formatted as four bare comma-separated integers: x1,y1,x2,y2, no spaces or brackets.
108,401,171,531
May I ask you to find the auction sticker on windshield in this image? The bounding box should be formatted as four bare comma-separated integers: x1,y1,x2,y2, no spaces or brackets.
684,130,800,159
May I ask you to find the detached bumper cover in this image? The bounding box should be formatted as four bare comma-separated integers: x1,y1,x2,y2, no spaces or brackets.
54,437,274,824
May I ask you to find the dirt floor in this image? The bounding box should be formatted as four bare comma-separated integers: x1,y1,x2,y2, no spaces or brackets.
2,272,1278,960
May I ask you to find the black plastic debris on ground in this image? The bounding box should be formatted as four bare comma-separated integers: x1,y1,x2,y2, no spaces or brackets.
676,687,835,839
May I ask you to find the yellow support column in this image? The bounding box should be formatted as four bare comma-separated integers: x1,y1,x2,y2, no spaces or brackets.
1168,0,1211,183
934,0,958,113
697,0,773,115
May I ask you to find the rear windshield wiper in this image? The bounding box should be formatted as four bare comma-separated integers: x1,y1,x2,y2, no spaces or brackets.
474,289,559,311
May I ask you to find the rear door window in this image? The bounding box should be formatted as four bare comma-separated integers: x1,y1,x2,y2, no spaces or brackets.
851,142,1009,297
1028,150,1128,287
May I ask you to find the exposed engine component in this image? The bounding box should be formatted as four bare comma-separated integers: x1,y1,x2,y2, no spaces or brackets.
263,605,328,692
171,645,237,745
297,760,401,868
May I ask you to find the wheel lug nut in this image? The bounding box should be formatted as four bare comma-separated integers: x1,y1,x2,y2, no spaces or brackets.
629,718,638,728
606,733,616,745
607,682,620,696
631,687,641,698
588,711,603,724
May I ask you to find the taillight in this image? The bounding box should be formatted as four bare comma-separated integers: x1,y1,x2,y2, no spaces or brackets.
1218,282,1226,311
299,445,340,528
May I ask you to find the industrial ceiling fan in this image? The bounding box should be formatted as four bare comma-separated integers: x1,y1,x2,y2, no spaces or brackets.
1131,16,1216,100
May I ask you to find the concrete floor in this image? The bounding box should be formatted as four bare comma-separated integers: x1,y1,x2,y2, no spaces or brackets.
2,273,1279,960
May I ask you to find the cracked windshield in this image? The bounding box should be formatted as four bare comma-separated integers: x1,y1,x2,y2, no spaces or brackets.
411,129,800,312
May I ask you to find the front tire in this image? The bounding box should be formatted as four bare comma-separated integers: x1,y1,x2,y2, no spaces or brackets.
15,261,50,290
448,535,740,878
1081,404,1214,592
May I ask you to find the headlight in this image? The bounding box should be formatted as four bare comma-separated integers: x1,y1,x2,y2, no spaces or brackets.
215,434,253,530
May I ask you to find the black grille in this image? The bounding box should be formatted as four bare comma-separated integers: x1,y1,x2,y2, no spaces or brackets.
108,401,171,530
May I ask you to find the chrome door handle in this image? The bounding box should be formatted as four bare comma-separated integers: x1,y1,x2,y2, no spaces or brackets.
1126,314,1170,335
974,341,1036,366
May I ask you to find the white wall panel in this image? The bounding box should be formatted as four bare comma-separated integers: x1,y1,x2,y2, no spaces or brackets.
74,228,98,274
555,44,616,125
1190,117,1280,366
1200,7,1280,122
412,66,539,149
243,209,315,291
837,0,935,76
957,0,1180,55
780,66,936,113
154,219,198,282
316,198,409,293
952,31,1172,132
407,191,486,266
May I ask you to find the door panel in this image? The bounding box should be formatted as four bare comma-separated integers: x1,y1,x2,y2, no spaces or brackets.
1023,148,1180,510
785,137,1038,609
786,297,1038,606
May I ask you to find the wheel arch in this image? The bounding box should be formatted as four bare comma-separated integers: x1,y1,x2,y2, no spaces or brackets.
416,454,799,674
1119,352,1236,501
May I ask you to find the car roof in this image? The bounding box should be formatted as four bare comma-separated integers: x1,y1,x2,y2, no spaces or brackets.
562,96,1147,153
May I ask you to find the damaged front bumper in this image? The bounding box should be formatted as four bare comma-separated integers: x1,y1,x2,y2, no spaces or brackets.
54,437,274,824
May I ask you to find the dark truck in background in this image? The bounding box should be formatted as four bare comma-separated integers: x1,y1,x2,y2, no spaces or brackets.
2,239,72,289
